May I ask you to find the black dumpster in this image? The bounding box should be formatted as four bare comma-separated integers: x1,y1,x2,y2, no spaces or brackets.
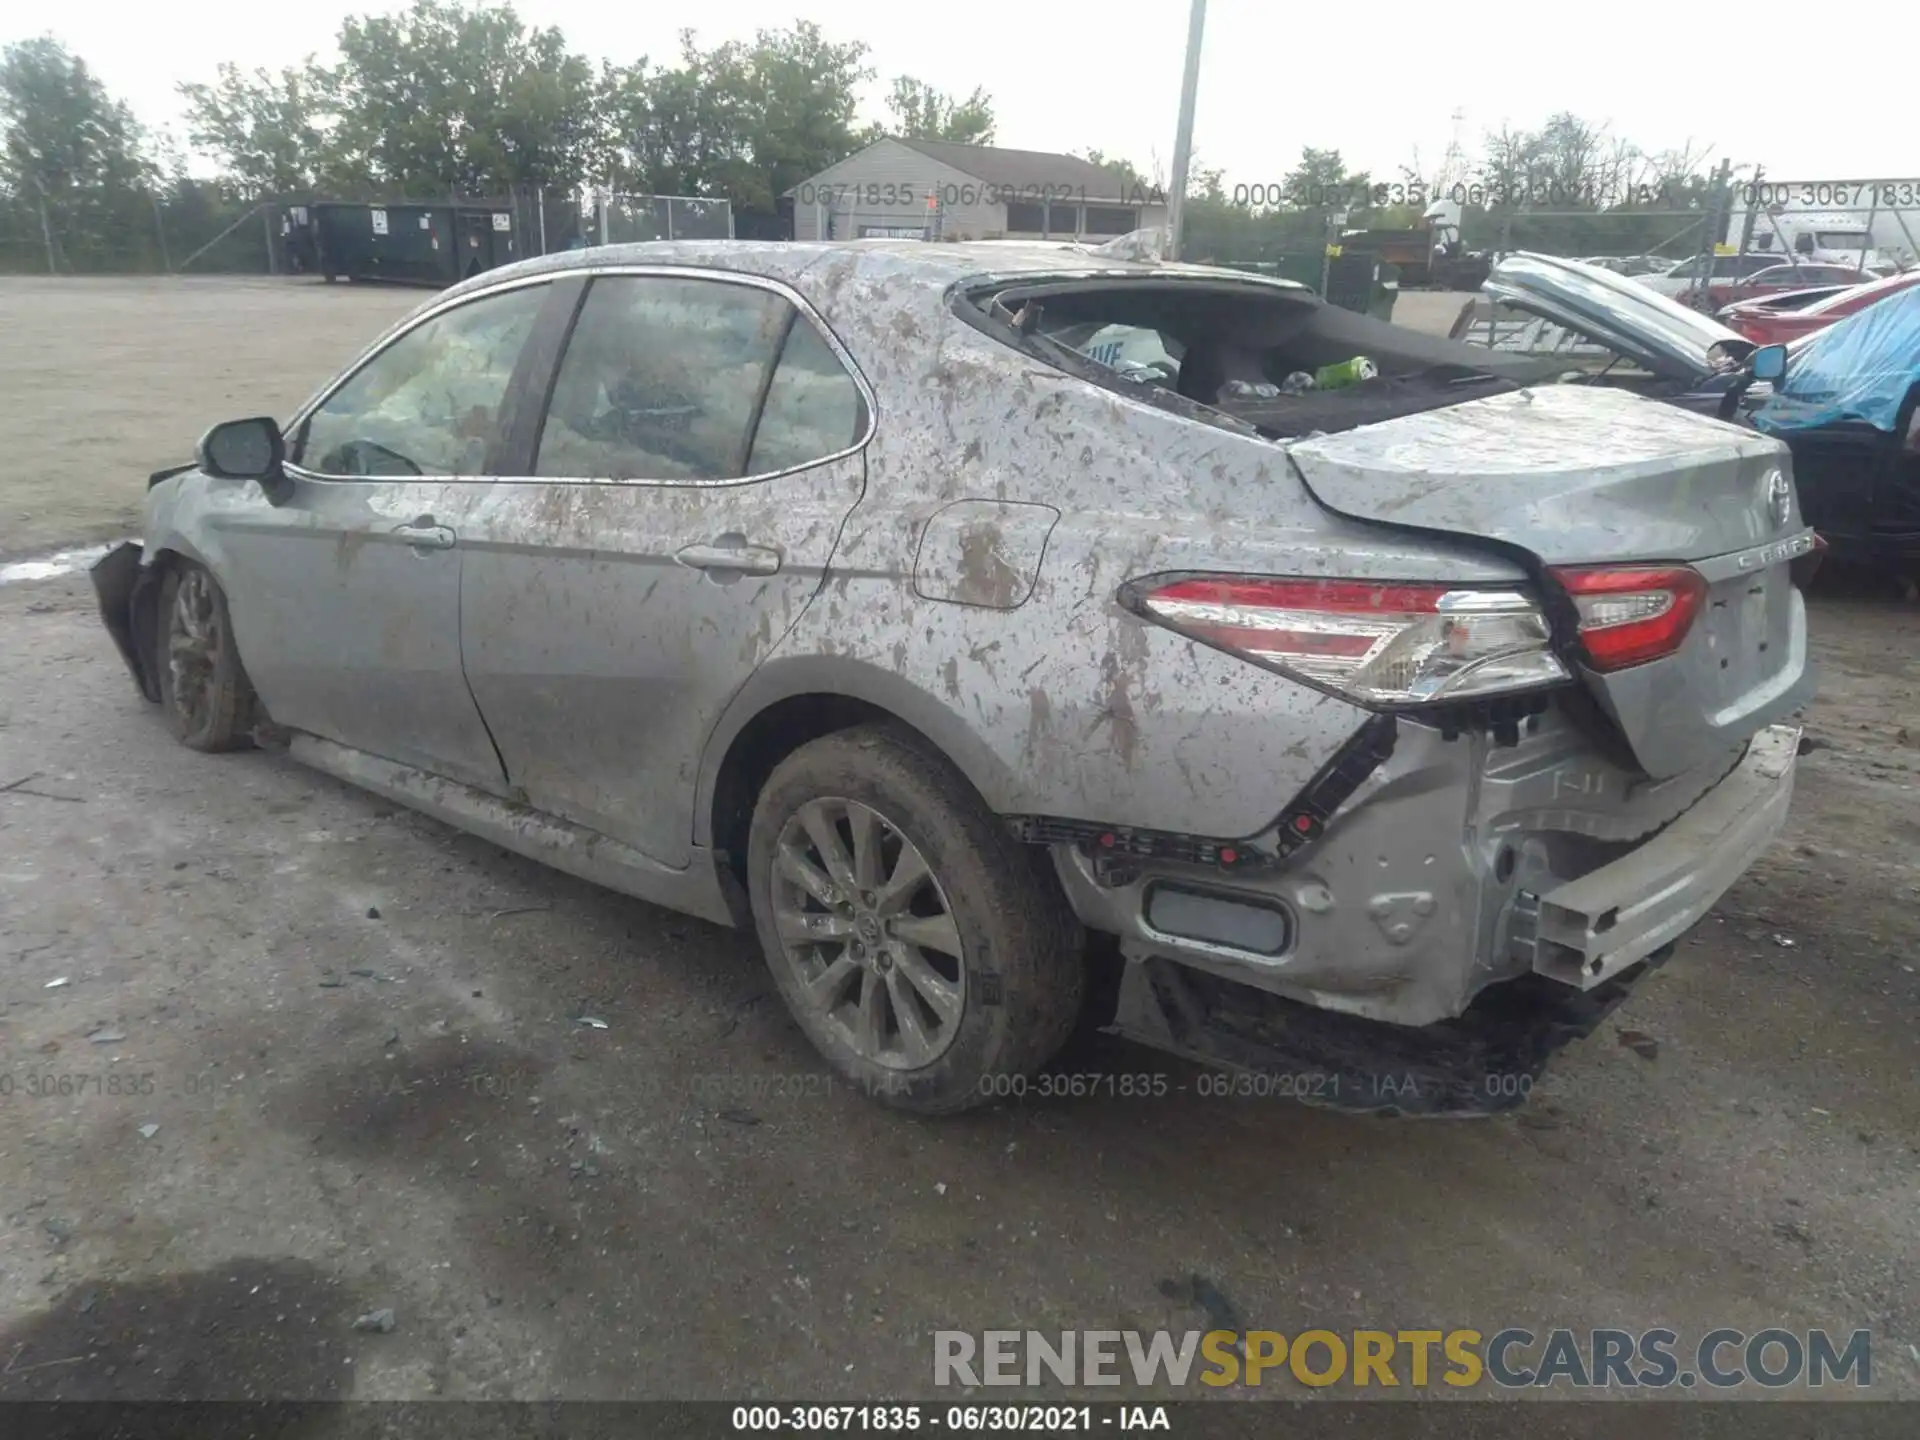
311,201,522,287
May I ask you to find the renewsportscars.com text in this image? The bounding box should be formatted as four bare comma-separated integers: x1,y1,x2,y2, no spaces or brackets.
934,1327,1872,1390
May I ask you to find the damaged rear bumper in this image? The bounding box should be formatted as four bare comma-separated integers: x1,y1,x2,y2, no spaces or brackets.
1059,717,1799,1116
1052,708,1801,1032
91,540,161,703
1518,723,1798,989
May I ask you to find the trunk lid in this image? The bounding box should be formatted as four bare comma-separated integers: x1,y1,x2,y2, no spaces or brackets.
1288,384,1817,779
1481,252,1753,385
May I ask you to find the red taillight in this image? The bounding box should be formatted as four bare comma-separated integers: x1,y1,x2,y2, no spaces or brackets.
1550,565,1707,672
1124,575,1568,707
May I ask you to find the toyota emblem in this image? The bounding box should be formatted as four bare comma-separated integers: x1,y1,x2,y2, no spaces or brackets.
1765,469,1791,529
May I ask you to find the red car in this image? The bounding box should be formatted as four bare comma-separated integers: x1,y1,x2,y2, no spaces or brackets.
1710,262,1875,309
1719,269,1920,345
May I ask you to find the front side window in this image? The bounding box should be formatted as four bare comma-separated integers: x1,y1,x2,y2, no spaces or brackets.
536,276,790,481
295,284,547,476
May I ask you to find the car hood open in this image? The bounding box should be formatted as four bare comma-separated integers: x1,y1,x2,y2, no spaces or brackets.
1482,252,1754,385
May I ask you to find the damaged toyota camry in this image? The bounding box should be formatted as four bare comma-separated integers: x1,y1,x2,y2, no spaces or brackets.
93,240,1816,1116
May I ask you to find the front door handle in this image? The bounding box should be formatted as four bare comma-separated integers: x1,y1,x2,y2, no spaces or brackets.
675,540,782,576
392,515,456,551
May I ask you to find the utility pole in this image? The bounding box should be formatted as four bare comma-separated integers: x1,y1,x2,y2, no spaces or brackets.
1165,0,1207,260
151,191,172,272
1687,156,1734,310
1735,166,1762,258
29,171,58,274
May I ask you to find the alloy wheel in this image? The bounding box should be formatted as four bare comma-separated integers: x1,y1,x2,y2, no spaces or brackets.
166,567,223,735
769,797,966,1070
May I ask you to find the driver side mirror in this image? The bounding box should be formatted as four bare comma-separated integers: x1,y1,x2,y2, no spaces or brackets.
1751,344,1788,383
197,416,294,505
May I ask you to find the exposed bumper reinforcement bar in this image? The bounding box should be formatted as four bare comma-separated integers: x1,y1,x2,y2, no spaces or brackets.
1524,723,1799,990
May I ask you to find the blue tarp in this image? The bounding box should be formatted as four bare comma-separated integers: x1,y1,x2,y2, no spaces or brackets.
1755,284,1920,436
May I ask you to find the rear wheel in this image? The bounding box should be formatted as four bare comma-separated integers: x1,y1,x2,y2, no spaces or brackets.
746,725,1084,1114
155,562,256,752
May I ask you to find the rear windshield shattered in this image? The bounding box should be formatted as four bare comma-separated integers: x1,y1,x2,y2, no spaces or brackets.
960,275,1559,439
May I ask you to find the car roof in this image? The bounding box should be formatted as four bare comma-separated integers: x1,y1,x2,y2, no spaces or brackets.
432,238,1309,312
1791,268,1920,317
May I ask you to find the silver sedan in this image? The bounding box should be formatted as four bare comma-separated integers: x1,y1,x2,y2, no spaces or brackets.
95,240,1813,1116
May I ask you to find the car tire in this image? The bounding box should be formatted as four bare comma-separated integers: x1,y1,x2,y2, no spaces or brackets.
155,562,257,753
747,724,1085,1114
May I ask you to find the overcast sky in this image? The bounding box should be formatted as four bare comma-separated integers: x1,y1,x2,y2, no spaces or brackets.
19,0,1916,189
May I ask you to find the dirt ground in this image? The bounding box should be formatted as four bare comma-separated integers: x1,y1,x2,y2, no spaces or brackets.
0,276,1916,1408
0,277,423,557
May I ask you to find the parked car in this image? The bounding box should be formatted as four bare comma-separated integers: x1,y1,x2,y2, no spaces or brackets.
1715,263,1876,309
1456,252,1757,415
1714,284,1857,325
1636,251,1778,301
1719,269,1920,346
1751,286,1920,563
1638,255,1867,310
92,240,1813,1117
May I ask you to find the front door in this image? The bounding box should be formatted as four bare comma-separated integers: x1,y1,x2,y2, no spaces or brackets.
458,271,870,866
214,280,553,791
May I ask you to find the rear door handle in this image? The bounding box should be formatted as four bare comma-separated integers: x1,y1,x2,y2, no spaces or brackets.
675,540,782,576
392,515,456,551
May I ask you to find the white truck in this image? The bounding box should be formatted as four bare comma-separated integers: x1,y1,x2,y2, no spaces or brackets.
1725,182,1920,274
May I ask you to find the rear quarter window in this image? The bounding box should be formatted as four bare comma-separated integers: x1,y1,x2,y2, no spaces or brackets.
746,320,866,475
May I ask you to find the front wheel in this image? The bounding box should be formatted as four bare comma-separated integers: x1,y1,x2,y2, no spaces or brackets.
155,562,257,752
746,725,1084,1114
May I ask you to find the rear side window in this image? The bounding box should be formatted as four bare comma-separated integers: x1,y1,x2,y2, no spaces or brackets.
746,319,865,475
535,276,789,481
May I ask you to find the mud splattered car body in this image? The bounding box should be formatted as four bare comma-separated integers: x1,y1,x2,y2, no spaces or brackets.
95,241,1816,1114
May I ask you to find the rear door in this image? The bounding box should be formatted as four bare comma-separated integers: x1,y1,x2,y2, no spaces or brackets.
457,268,871,867
214,279,553,792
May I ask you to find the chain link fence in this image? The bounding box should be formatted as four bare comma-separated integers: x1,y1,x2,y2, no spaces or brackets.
0,185,739,276
589,193,735,245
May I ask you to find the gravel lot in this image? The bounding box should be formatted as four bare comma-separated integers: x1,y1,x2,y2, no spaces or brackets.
0,275,1915,1408
0,276,422,557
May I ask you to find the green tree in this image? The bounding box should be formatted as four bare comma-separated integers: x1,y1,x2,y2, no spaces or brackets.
1079,149,1150,192
321,0,600,194
0,35,156,269
1282,146,1370,210
178,62,328,197
602,23,869,219
883,77,994,145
